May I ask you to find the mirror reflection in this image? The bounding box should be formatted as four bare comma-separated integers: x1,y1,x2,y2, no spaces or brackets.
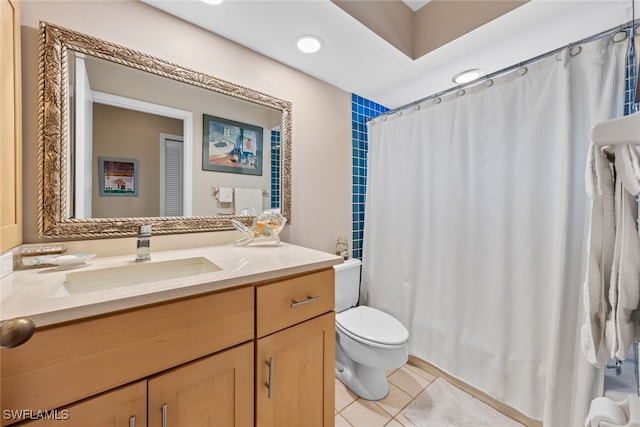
69,52,283,219
38,22,292,238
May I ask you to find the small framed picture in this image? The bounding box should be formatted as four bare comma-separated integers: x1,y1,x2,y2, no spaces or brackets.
98,157,139,197
202,114,263,176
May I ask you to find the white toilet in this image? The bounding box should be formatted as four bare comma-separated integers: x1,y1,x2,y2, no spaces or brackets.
333,258,409,400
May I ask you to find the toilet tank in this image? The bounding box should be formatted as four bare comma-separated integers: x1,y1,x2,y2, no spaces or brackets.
333,258,362,313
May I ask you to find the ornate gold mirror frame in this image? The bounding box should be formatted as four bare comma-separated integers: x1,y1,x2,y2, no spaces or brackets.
38,22,292,238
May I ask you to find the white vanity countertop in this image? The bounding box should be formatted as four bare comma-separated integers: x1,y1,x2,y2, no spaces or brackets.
0,243,343,327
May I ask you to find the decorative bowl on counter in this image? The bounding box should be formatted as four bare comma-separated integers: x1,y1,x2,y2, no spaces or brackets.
231,210,287,246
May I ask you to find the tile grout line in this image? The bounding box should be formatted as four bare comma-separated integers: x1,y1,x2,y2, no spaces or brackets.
388,378,439,426
337,362,527,426
336,363,451,427
374,385,421,418
337,364,425,424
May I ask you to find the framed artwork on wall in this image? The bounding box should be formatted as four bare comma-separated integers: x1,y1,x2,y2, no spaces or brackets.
98,157,139,196
202,114,263,176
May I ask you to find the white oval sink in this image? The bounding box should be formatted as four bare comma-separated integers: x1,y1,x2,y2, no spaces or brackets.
55,257,222,296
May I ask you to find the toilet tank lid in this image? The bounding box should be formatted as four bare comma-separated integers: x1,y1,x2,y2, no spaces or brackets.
333,258,362,271
336,305,409,346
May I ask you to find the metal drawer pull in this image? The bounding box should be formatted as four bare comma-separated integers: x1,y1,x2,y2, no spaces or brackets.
0,317,35,349
265,357,274,399
129,416,136,427
290,295,321,308
161,404,168,427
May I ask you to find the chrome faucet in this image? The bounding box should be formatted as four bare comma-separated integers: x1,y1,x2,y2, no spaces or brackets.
136,225,152,262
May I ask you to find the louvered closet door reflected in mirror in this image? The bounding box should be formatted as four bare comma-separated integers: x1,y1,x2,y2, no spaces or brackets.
161,133,184,217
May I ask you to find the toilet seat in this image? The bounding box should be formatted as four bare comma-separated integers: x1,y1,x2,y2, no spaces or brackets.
336,305,409,348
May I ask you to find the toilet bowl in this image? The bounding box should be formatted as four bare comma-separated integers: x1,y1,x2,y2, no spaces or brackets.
334,259,409,401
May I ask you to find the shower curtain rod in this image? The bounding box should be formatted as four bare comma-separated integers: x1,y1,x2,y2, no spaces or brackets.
369,20,638,122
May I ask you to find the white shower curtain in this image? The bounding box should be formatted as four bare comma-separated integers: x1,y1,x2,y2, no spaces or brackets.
362,35,627,426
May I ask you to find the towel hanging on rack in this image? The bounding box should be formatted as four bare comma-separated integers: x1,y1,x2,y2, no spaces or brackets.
610,145,640,360
217,187,233,203
581,144,616,366
582,116,640,365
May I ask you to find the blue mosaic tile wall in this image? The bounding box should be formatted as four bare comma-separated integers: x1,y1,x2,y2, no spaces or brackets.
270,130,281,209
625,32,638,115
351,94,388,259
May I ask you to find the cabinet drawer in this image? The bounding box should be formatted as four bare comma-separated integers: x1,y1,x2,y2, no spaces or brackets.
1,286,254,425
256,269,334,337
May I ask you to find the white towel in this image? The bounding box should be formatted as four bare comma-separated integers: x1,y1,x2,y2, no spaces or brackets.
584,395,640,427
582,143,640,365
217,187,233,203
617,145,640,195
611,146,640,359
584,397,627,427
234,188,263,215
581,144,616,366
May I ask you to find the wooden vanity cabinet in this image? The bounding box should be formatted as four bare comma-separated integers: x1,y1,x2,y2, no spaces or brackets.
18,380,147,427
1,266,336,427
0,0,22,251
255,269,335,427
147,342,254,427
0,0,22,252
16,343,254,427
1,286,254,426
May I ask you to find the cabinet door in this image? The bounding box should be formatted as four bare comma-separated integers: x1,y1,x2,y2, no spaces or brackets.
0,0,22,251
148,342,253,427
256,312,335,427
16,381,146,427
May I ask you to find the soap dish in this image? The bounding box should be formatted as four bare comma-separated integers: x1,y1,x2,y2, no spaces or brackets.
45,253,96,270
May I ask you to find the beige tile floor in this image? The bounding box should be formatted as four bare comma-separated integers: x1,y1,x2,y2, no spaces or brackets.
335,362,524,426
335,363,437,426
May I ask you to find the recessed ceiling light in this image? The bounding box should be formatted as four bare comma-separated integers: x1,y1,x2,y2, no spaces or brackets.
296,35,323,54
201,0,223,5
452,69,484,84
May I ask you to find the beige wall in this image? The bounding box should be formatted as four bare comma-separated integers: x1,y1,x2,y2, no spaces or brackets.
92,104,183,218
20,0,352,254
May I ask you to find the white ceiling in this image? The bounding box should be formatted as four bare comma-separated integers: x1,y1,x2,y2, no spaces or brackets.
143,0,634,110
401,0,431,11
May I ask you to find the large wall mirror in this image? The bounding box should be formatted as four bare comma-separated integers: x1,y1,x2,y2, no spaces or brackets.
38,22,292,238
